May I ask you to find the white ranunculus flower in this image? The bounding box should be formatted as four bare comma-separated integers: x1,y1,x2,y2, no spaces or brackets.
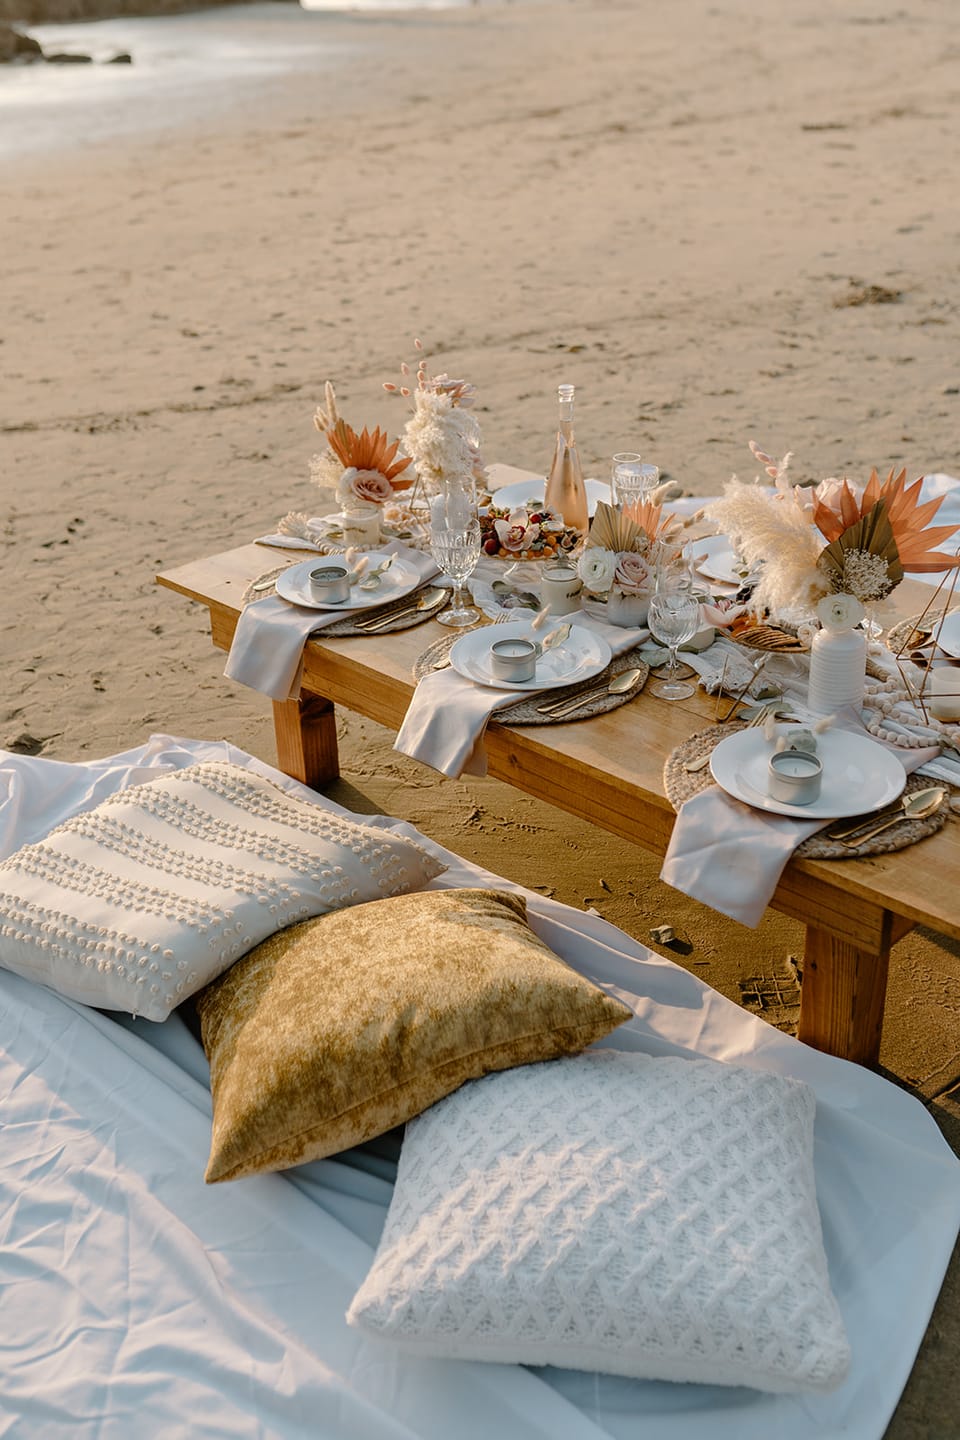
577,547,618,593
817,592,865,632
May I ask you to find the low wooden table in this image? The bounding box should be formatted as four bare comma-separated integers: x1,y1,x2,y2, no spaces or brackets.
157,541,960,1068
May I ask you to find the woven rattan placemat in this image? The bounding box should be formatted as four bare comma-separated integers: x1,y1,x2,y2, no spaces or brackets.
241,565,451,634
413,637,649,726
664,724,949,859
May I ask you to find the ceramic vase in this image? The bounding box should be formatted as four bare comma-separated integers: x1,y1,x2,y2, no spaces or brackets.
606,589,650,628
807,624,867,716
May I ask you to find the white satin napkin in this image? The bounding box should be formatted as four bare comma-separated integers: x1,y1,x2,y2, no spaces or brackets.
255,532,327,553
224,545,439,702
394,614,646,780
660,722,940,928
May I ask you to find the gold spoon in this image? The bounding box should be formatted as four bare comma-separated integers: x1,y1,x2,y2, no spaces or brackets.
353,587,447,631
536,666,645,717
833,787,947,847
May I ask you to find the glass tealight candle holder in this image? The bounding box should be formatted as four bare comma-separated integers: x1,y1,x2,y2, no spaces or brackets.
928,667,960,722
768,749,823,805
540,564,583,616
340,505,381,548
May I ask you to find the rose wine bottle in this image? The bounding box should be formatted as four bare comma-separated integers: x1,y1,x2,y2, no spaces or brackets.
545,384,588,533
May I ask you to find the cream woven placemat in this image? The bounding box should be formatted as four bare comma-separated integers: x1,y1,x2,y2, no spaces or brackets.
413,639,649,726
241,566,451,634
664,724,949,859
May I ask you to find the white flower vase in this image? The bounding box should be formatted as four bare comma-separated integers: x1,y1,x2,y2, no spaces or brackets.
606,589,650,628
807,624,867,716
340,502,382,548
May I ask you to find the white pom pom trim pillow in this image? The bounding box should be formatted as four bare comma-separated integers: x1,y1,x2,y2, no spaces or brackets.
348,1049,850,1395
0,761,445,1022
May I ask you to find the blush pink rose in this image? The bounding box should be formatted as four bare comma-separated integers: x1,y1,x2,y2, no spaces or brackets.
613,551,652,596
340,467,394,506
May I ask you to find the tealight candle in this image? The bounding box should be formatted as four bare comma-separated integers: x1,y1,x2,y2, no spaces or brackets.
540,564,584,617
768,748,823,805
490,637,541,683
339,508,381,547
929,667,960,722
309,564,351,604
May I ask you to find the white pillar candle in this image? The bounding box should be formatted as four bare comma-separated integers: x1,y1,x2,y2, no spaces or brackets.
929,667,960,721
540,565,583,616
340,507,381,547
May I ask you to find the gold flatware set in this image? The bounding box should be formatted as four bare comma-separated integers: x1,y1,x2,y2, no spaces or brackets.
824,786,946,846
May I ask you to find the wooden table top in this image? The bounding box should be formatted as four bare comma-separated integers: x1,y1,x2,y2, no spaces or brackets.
158,542,960,951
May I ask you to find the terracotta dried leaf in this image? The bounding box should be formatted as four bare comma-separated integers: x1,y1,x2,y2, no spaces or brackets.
622,496,678,545
326,419,414,488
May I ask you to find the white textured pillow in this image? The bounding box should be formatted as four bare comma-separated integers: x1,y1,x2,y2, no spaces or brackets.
348,1049,851,1394
0,761,445,1022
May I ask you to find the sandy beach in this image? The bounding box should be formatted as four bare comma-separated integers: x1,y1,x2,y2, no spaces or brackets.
2,0,960,1427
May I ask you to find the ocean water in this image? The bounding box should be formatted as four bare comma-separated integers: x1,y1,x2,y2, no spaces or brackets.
0,1,495,161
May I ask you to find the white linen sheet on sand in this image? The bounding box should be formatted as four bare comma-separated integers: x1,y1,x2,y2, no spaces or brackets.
0,735,957,1440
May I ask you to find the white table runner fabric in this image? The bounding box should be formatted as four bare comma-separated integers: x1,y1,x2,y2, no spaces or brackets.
224,544,439,701
395,614,646,778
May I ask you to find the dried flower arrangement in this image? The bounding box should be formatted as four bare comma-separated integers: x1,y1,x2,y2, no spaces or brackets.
576,500,680,597
383,339,485,495
706,441,960,621
310,381,415,524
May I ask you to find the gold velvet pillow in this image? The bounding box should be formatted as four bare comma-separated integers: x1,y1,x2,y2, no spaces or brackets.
196,887,632,1183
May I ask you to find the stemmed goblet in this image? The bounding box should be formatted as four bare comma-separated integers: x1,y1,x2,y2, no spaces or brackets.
648,587,701,700
430,489,482,629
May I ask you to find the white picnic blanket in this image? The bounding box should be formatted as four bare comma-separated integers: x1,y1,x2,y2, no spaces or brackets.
0,735,957,1440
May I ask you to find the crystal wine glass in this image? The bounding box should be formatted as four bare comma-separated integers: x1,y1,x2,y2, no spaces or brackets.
648,589,701,700
430,496,482,629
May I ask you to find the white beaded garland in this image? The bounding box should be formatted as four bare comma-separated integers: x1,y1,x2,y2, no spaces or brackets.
862,674,960,748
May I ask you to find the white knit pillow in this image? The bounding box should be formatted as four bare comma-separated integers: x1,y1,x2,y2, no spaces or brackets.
0,761,445,1022
348,1049,850,1394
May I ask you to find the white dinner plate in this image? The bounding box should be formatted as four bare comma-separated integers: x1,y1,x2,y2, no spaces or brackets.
936,610,960,659
449,619,612,691
690,535,756,586
274,553,421,611
489,478,612,519
709,726,906,819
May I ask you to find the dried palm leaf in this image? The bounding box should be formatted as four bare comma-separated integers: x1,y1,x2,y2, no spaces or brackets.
880,473,960,569
816,497,903,595
584,501,643,553
622,496,680,546
326,420,414,489
813,468,960,571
